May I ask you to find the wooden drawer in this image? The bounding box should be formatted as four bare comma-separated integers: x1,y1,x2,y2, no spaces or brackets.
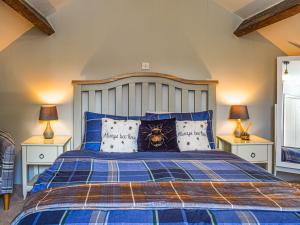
26,146,58,163
237,145,268,162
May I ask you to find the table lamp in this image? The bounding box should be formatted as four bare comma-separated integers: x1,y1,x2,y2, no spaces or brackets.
229,105,249,138
39,105,58,139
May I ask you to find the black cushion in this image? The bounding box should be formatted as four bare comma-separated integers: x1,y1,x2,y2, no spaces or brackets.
138,118,180,152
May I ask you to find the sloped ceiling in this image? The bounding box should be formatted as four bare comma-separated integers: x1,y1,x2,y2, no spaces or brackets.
258,14,300,56
0,0,69,51
214,0,300,55
0,1,32,51
0,0,299,55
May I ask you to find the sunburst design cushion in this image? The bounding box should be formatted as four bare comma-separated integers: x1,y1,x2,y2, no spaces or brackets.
138,118,179,152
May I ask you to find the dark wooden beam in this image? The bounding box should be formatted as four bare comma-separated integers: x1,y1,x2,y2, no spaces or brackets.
234,0,300,37
2,0,55,35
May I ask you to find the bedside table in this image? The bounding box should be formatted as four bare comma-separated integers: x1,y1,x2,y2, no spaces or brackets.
21,135,72,199
217,135,273,173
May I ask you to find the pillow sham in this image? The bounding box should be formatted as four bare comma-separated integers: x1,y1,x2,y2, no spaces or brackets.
101,118,140,152
176,120,211,151
145,110,215,149
138,118,180,152
81,112,142,151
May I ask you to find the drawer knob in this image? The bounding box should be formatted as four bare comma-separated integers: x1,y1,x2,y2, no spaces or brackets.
251,152,256,158
39,154,45,159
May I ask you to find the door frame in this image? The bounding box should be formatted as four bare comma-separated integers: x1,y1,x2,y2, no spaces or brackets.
276,56,300,173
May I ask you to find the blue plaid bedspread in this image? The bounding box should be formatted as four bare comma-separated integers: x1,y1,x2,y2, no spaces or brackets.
31,150,278,193
12,150,300,225
13,209,300,225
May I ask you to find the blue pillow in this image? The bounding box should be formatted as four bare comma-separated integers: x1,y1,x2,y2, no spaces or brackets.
145,111,215,149
81,112,143,151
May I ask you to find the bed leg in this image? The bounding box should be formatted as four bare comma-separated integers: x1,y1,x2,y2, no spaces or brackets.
3,193,10,210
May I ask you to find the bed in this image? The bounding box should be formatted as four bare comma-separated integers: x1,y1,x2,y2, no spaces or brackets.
12,72,300,225
282,146,300,164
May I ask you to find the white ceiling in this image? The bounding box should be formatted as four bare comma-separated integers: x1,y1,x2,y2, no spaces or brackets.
0,0,299,55
214,0,300,55
37,0,298,55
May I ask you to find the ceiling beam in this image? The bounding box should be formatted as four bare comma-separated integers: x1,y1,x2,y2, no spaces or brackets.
2,0,55,35
234,0,300,37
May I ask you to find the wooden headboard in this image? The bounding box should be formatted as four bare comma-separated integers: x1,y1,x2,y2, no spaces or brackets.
72,72,218,148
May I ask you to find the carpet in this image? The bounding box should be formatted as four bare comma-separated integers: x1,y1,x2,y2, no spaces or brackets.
0,186,24,225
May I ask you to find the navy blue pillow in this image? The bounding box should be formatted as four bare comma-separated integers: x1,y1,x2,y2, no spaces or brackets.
145,111,215,149
81,112,143,151
138,118,180,152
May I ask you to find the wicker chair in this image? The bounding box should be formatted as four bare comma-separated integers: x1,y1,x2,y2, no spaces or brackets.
0,130,16,210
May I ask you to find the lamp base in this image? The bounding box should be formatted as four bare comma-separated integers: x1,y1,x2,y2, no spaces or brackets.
233,119,243,138
43,121,54,139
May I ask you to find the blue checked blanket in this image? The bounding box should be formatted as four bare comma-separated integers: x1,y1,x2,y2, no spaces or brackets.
12,150,300,225
12,209,300,225
12,181,300,225
31,150,279,193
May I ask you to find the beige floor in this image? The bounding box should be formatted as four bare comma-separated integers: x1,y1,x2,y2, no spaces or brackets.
0,186,24,225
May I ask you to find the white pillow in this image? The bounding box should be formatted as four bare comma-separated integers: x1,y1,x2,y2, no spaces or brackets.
176,120,211,151
101,118,141,153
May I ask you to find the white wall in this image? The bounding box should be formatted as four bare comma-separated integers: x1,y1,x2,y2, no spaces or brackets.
0,0,284,184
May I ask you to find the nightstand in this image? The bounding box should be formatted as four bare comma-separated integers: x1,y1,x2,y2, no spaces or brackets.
217,135,273,173
21,135,72,199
